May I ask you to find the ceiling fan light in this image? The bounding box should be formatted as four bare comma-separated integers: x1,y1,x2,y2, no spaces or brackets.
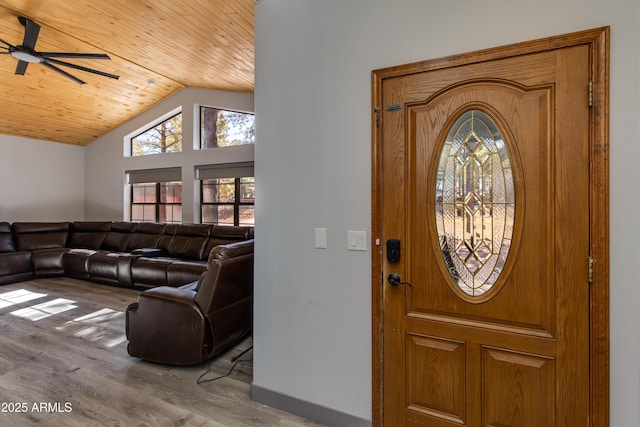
10,50,42,63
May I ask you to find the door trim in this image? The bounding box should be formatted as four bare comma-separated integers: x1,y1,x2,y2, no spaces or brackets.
371,27,609,427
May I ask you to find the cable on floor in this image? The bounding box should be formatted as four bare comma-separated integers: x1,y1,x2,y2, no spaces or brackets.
197,345,253,384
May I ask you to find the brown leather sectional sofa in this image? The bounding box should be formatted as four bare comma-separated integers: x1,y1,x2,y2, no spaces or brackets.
0,220,254,365
0,221,253,289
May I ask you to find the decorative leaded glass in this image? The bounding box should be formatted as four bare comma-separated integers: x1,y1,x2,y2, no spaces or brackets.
435,110,515,297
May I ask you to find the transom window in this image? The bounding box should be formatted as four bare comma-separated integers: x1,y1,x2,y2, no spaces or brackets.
201,177,254,226
131,181,182,223
131,112,182,156
200,106,255,149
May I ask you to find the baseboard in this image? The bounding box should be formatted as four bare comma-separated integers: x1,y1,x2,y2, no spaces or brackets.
251,384,371,427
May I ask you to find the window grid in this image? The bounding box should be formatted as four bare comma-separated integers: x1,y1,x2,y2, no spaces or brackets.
131,182,182,223
201,177,254,226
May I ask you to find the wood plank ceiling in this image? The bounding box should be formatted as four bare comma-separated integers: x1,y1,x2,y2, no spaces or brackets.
0,0,254,146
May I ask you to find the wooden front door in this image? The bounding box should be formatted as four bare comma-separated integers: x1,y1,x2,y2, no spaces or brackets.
372,29,609,427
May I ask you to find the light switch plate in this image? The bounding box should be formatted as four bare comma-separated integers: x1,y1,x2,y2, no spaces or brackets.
315,227,327,249
347,230,367,251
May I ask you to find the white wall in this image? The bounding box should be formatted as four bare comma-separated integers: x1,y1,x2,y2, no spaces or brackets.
0,135,85,222
254,0,640,425
85,87,254,221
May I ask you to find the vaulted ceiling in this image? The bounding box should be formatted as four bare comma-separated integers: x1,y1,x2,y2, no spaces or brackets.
0,0,254,146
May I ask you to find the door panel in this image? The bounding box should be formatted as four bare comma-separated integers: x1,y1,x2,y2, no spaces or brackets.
406,334,466,423
482,348,554,427
378,44,591,427
409,81,553,334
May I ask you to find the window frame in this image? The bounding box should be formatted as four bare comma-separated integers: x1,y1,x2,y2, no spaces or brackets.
199,106,255,149
131,181,183,223
200,176,255,226
129,111,183,157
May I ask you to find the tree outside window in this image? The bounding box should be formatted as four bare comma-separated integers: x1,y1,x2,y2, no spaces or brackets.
201,107,254,149
201,177,254,226
131,113,182,156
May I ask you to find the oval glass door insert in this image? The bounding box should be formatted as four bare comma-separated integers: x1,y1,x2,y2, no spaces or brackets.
435,109,515,297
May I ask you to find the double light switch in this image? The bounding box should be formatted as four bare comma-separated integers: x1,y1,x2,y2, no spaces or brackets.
314,228,367,251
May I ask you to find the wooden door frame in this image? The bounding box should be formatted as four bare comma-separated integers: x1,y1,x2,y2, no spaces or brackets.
371,27,609,427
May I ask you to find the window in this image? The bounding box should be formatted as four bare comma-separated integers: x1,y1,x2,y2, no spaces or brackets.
435,109,514,297
196,163,254,226
131,182,183,223
127,168,183,223
131,112,182,156
201,177,254,226
200,107,255,149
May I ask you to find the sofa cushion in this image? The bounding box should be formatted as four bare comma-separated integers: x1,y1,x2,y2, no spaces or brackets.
63,248,97,280
165,224,211,260
68,222,111,249
13,222,70,251
131,257,172,290
102,222,137,252
126,222,166,251
211,225,252,240
0,251,33,285
167,260,207,287
0,222,15,253
31,247,68,276
0,251,32,275
87,252,135,288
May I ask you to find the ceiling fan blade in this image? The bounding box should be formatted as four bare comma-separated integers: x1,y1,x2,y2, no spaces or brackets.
40,52,111,60
45,58,119,80
41,61,85,84
18,17,40,50
0,38,15,49
15,60,28,75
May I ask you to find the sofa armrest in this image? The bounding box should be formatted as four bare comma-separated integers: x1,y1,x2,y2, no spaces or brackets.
126,286,206,365
130,248,166,257
179,281,198,292
138,285,197,303
209,239,254,260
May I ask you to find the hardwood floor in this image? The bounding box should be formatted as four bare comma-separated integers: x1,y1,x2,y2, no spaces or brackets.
0,278,324,427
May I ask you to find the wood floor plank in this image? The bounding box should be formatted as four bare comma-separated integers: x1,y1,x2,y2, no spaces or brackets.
0,278,324,427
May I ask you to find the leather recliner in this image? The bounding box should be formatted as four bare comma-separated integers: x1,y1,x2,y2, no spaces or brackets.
125,239,253,365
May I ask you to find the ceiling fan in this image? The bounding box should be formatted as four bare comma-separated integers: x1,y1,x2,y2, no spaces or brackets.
0,16,119,85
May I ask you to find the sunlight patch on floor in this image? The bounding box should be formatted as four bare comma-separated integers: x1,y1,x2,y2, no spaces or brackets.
10,298,78,321
57,307,127,346
0,289,47,309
